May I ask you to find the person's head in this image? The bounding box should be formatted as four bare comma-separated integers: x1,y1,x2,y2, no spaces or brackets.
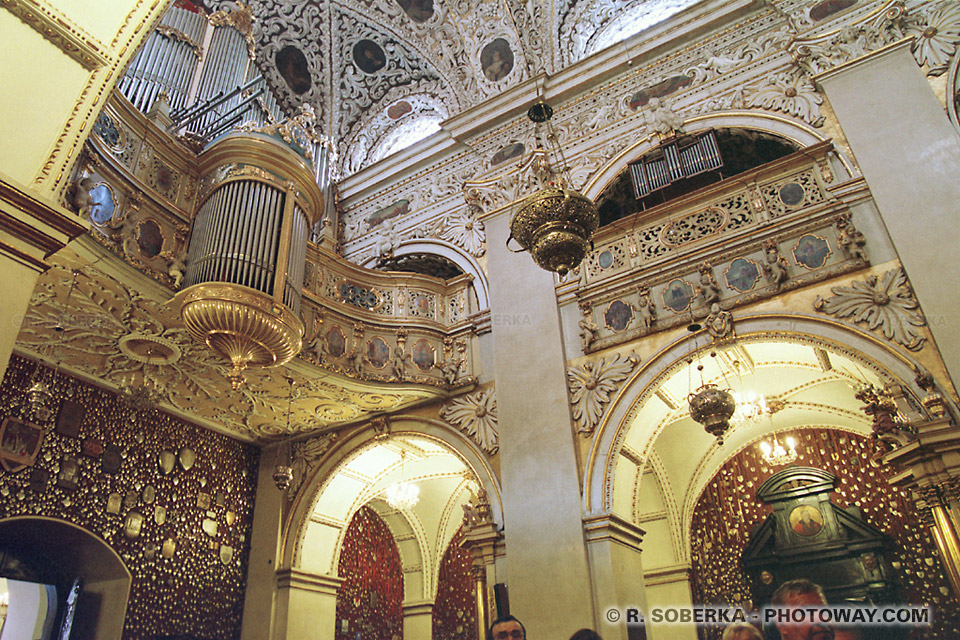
568,630,603,640
721,622,763,640
771,579,834,640
488,615,526,640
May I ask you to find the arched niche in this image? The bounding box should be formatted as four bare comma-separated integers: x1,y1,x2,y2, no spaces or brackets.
582,112,855,205
0,516,131,640
362,238,490,312
284,416,501,606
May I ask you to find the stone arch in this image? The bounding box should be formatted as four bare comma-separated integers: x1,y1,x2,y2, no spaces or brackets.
585,312,944,522
284,415,501,602
0,516,132,640
361,238,490,311
582,111,856,203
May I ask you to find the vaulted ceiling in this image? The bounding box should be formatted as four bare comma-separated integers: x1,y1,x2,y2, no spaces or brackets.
203,0,698,173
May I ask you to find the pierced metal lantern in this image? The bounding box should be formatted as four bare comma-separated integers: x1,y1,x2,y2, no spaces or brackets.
272,464,294,491
688,384,737,442
509,187,599,276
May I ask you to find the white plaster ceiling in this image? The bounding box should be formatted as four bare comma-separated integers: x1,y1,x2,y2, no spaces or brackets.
616,337,888,525
304,434,478,590
204,0,699,173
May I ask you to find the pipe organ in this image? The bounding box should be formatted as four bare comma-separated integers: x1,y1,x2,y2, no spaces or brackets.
117,1,285,141
179,129,324,389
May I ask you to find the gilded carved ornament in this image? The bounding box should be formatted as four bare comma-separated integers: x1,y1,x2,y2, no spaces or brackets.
440,388,498,454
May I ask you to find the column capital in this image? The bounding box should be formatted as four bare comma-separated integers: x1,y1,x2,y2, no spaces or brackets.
813,37,914,85
0,174,86,273
402,600,434,616
583,513,646,551
462,521,504,568
883,418,960,492
275,568,343,595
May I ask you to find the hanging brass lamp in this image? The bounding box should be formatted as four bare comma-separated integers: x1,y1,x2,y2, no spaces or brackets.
688,384,737,443
508,102,599,277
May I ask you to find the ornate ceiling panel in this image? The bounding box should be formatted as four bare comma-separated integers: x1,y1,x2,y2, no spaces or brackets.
201,0,699,175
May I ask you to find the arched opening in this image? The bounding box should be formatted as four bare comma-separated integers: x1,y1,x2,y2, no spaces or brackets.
688,428,960,639
595,128,800,227
287,426,497,639
588,320,951,639
0,517,131,640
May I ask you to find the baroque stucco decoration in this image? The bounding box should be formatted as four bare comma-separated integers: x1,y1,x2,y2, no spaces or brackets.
440,387,498,454
15,252,427,442
568,352,640,434
814,268,926,351
287,433,339,498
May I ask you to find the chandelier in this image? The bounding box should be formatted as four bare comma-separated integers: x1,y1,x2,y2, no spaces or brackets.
384,450,419,510
732,391,768,425
760,435,798,466
508,102,599,277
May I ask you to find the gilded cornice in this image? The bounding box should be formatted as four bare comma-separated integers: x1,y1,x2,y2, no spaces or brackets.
0,0,110,70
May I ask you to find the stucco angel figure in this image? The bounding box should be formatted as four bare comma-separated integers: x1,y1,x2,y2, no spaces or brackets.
166,253,187,288
374,218,399,261
635,289,657,330
435,355,462,387
703,48,740,75
349,346,365,374
578,316,600,351
71,176,95,218
837,216,868,262
762,243,789,290
392,344,410,380
697,267,722,307
644,97,684,135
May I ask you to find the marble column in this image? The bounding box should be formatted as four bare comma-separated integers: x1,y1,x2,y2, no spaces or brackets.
462,516,504,638
483,211,595,638
884,416,960,595
814,39,960,390
241,446,284,640
584,515,653,640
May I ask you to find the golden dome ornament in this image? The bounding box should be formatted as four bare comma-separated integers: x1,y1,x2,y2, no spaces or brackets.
507,102,599,277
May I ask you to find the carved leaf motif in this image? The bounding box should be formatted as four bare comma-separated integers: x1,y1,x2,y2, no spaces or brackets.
440,388,498,453
814,269,925,351
568,353,640,434
436,209,486,256
289,433,338,496
745,70,822,125
907,2,960,75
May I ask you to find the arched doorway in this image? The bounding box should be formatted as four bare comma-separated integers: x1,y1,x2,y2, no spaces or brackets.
0,516,131,640
281,425,497,640
586,316,947,640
